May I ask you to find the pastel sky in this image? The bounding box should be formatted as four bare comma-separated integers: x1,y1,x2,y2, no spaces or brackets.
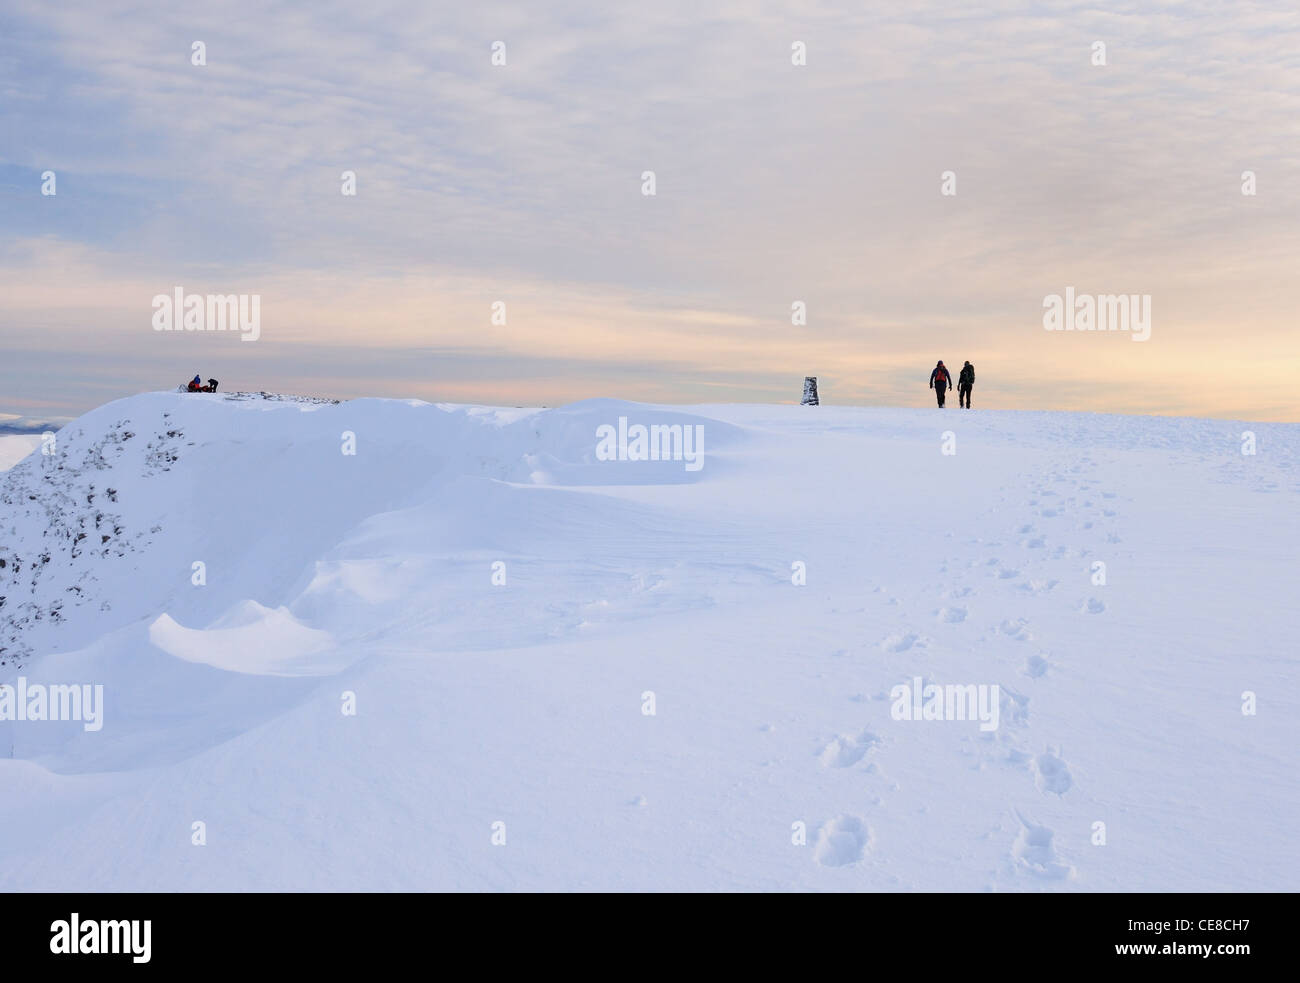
2,0,1299,424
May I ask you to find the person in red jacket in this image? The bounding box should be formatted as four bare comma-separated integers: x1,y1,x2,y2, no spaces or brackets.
929,360,952,407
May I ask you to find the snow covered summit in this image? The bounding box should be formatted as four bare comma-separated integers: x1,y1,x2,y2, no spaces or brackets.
1,391,1296,890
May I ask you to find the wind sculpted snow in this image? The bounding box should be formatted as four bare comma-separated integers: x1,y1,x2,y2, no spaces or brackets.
0,392,1296,890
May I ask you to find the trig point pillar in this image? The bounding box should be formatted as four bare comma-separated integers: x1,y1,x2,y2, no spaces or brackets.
801,376,819,405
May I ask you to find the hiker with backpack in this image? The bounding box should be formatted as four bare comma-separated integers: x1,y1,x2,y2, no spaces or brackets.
958,361,974,408
929,360,952,407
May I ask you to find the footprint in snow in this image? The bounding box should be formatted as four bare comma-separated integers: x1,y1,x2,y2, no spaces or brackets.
1033,750,1073,795
1017,579,1058,595
880,631,925,653
1082,597,1106,614
999,618,1033,641
818,728,881,768
999,688,1030,728
1011,814,1075,880
813,815,873,867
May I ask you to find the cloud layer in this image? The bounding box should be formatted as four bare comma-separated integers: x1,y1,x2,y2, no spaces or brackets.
2,0,1298,419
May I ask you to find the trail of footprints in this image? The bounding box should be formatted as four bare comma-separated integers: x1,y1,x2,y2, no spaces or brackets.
811,457,1114,877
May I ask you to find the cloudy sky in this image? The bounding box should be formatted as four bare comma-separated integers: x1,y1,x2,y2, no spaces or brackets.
2,0,1298,423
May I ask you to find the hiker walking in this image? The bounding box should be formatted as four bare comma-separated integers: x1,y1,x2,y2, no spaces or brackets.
929,360,952,407
958,361,974,408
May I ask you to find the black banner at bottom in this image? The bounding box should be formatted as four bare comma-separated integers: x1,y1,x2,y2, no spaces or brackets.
0,892,1283,971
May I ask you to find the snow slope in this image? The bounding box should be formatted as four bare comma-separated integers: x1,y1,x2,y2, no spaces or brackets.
0,391,1296,890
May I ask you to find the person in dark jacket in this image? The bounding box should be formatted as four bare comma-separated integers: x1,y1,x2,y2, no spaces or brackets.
958,361,974,408
929,360,952,407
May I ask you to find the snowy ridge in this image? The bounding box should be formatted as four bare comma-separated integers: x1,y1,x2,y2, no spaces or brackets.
171,387,342,406
0,392,1297,890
